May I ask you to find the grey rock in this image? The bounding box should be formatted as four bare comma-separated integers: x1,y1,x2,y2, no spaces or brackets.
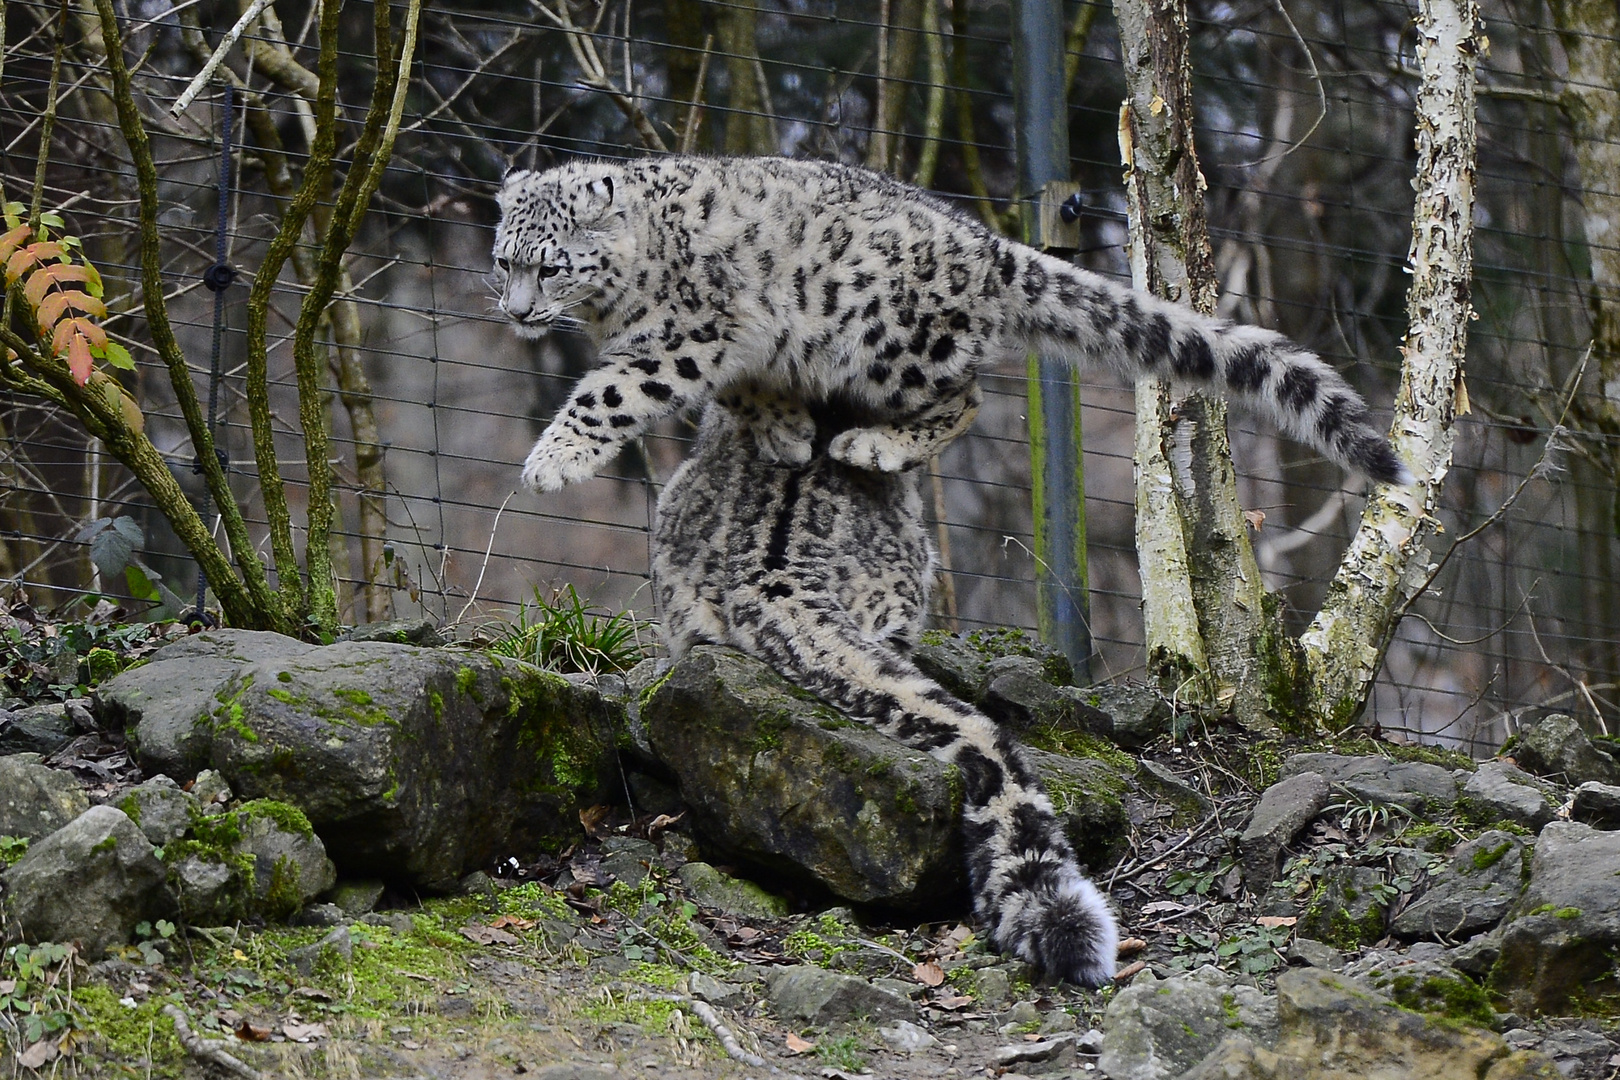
525,1066,622,1080
878,1019,938,1053
1099,965,1278,1080
1539,1028,1614,1070
327,879,385,916
1240,771,1330,890
206,641,620,891
1071,683,1173,749
0,755,89,839
1135,759,1211,825
172,855,236,923
982,657,1103,733
0,805,167,958
677,861,788,919
1286,937,1345,972
912,635,993,702
644,647,961,906
600,837,657,888
96,629,318,778
1570,781,1620,828
1344,950,1489,1023
289,926,352,976
1176,967,1549,1080
1490,821,1620,1015
235,807,336,919
361,910,415,935
1281,753,1459,811
292,902,346,927
1449,926,1505,978
1393,830,1527,940
991,1032,1078,1069
1514,714,1620,786
0,703,76,756
1026,748,1136,872
342,618,444,648
686,971,746,1008
764,965,915,1027
117,775,198,846
1299,865,1388,949
1462,761,1557,832
190,769,232,812
975,967,1011,1006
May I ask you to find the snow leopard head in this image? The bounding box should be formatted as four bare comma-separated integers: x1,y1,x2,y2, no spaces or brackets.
493,162,628,338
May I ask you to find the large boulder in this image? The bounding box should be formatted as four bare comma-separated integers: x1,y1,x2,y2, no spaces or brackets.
168,799,335,924
0,703,77,756
1393,830,1527,941
0,755,89,840
1280,753,1459,812
1176,967,1555,1080
1099,965,1278,1080
643,647,1135,905
1489,821,1620,1015
96,629,318,778
99,631,622,892
1460,762,1557,833
642,647,962,906
1512,714,1620,787
0,805,168,959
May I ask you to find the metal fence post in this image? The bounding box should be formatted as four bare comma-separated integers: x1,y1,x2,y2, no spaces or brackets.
1012,0,1090,681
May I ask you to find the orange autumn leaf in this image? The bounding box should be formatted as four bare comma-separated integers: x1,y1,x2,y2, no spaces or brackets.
37,290,106,327
0,225,33,265
53,317,106,355
911,961,945,987
66,331,93,385
783,1033,815,1055
6,241,64,283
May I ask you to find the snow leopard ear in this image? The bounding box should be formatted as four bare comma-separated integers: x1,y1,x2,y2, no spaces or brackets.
575,175,617,222
495,170,532,211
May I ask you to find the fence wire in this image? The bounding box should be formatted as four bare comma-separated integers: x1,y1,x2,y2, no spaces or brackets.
1,0,1616,756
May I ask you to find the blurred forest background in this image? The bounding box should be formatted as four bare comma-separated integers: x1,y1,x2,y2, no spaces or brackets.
0,0,1615,754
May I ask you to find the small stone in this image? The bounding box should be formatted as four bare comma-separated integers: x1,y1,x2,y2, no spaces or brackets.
1072,684,1172,749
0,805,167,959
289,926,352,976
342,618,444,648
975,967,1011,1006
0,703,76,756
327,879,386,916
686,971,746,1008
1570,781,1620,828
879,1019,938,1053
0,755,89,840
292,903,346,927
1300,865,1388,949
982,658,1099,733
190,769,233,813
360,910,416,935
677,861,789,919
1100,966,1278,1080
1462,762,1557,832
601,837,657,887
764,965,915,1027
1286,937,1345,972
117,775,199,846
1514,714,1620,786
1002,1000,1041,1029
1240,771,1329,889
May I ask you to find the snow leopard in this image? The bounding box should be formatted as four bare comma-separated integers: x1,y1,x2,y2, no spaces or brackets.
651,385,1120,988
492,154,1412,492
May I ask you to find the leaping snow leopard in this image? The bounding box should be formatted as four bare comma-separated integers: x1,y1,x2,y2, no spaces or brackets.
492,154,1411,492
653,386,1119,987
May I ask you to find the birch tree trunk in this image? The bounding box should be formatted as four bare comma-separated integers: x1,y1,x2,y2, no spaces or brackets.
1115,0,1290,724
1301,0,1480,727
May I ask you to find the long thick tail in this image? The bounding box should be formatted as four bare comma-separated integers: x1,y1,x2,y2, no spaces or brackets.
738,606,1120,987
1013,247,1413,485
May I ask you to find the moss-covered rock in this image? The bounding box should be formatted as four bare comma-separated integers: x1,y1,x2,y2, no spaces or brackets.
1300,866,1389,950
643,646,963,906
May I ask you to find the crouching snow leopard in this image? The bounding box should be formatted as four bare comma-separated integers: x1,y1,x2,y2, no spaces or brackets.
652,385,1120,987
492,154,1412,492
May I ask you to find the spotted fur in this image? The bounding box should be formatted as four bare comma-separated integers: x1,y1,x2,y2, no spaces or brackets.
652,387,1119,987
493,155,1411,492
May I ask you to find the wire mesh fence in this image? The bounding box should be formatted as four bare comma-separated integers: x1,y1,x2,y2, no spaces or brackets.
1,0,1616,756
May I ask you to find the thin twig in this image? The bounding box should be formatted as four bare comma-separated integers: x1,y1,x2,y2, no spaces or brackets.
162,1005,265,1080
170,0,274,116
635,994,765,1068
455,490,517,624
678,32,714,153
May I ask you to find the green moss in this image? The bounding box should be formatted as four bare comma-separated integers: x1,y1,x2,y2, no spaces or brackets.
92,834,118,854
1256,593,1312,735
1026,725,1135,772
1555,907,1582,919
964,627,1073,685
73,984,185,1077
1321,737,1477,774
1472,841,1513,872
1221,992,1244,1029
85,646,123,685
239,798,315,840
277,670,293,683
456,665,481,700
268,687,296,704
1385,974,1496,1029
117,793,142,826
335,687,374,707
501,669,604,801
1244,741,1286,790
429,689,445,721
264,855,304,922
0,834,29,867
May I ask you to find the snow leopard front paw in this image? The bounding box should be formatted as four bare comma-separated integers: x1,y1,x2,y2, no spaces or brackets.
753,414,816,466
827,427,917,472
520,434,606,492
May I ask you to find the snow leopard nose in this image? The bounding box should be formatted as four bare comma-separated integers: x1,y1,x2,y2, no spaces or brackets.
503,279,537,321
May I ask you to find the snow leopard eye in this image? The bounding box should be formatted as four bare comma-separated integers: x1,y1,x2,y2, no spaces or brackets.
538,265,561,279
495,257,510,273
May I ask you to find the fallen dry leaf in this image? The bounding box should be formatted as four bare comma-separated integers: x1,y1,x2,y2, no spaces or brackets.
0,979,15,994
17,1041,56,1069
233,1020,273,1042
1243,509,1266,530
1117,937,1148,956
932,993,975,1010
578,804,612,838
282,1022,328,1042
784,1032,815,1055
458,924,520,946
489,914,536,931
291,986,334,1001
911,961,946,987
1114,960,1147,983
1139,900,1188,916
1255,916,1297,929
